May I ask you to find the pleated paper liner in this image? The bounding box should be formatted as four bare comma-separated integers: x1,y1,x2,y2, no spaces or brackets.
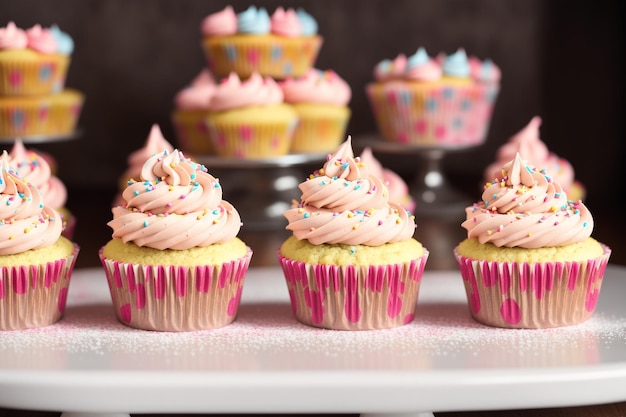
100,248,253,332
278,250,429,330
0,51,70,96
0,244,80,331
454,245,611,329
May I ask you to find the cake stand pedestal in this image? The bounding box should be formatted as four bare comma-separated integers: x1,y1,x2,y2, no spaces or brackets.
367,140,476,219
194,153,325,231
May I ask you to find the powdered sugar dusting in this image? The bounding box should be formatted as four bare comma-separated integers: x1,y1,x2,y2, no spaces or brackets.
0,268,624,372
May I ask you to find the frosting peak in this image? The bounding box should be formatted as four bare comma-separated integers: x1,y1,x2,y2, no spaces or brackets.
201,6,237,36
110,149,241,250
0,21,28,50
270,7,302,37
209,72,284,112
463,153,593,248
284,137,416,245
279,68,351,105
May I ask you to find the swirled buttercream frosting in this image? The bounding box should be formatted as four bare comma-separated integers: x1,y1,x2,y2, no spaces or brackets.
201,6,238,36
463,153,593,248
284,137,416,245
201,6,317,37
0,22,28,50
121,124,174,187
279,69,351,105
237,6,271,35
174,69,216,110
9,139,67,210
110,149,241,250
209,72,284,112
0,152,62,255
25,25,57,54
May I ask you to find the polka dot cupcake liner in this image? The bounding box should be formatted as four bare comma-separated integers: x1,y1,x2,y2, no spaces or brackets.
207,115,298,159
171,109,214,156
278,251,429,330
0,88,84,138
454,245,611,329
0,244,80,331
289,104,351,154
202,34,323,80
99,248,253,332
0,52,70,96
366,82,499,147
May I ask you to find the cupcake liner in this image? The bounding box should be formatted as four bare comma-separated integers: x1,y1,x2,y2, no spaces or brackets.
0,53,70,96
0,243,80,331
202,35,323,80
289,106,351,154
207,116,297,158
0,89,84,138
454,245,611,329
99,247,253,332
278,251,429,330
171,110,213,155
366,82,499,147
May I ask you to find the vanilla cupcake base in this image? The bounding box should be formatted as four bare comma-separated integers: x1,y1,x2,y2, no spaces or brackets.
454,244,611,329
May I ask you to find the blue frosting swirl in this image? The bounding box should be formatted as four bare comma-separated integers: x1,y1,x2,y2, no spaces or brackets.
237,6,270,34
50,24,74,55
442,49,470,77
406,47,430,69
296,8,318,36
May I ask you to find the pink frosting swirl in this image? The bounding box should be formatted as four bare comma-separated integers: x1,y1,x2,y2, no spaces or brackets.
0,22,28,50
209,72,284,112
373,54,407,81
463,153,593,248
110,149,241,250
284,137,416,245
279,69,351,105
201,6,238,36
174,69,217,110
121,124,174,186
0,153,63,255
270,7,302,37
9,139,67,210
484,116,576,193
25,24,57,54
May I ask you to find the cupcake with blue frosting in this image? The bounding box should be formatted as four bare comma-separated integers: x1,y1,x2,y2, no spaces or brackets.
200,5,323,79
366,47,500,147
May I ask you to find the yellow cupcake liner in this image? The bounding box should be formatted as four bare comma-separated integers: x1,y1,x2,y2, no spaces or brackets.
0,52,70,96
0,244,80,331
171,110,214,156
202,34,323,80
289,105,351,153
366,82,499,147
0,89,84,138
207,116,298,159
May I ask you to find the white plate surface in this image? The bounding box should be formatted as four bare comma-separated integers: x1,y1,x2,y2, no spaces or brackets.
0,265,625,414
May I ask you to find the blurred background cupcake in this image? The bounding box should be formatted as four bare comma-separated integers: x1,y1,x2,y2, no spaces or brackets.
206,71,298,158
171,69,216,156
279,68,351,154
200,5,323,80
483,115,586,201
366,47,500,147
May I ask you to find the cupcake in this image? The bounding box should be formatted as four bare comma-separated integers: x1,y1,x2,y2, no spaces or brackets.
484,116,586,201
0,88,84,138
206,71,298,158
279,69,351,154
366,47,500,147
100,147,252,331
278,137,428,330
171,69,217,156
7,139,75,239
455,153,611,329
0,22,72,96
201,6,323,79
0,152,79,330
359,147,415,213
